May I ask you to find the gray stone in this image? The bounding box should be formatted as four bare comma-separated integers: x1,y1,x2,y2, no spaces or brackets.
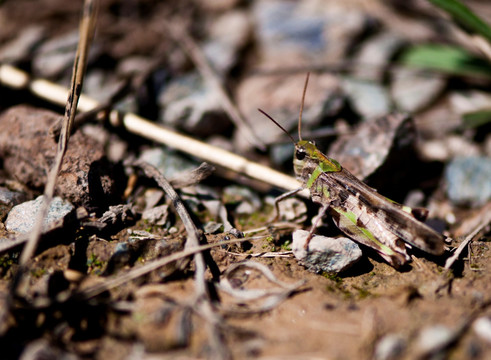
138,147,198,180
391,68,446,112
203,10,251,74
223,185,261,215
32,31,79,78
374,334,406,360
0,25,45,62
0,187,28,221
342,78,391,118
6,196,75,234
292,230,362,273
254,1,326,57
473,316,491,344
204,221,224,234
267,197,307,223
353,33,403,81
270,143,295,166
0,187,27,207
158,72,231,137
142,204,169,226
416,325,453,354
83,69,125,104
253,0,365,63
445,156,491,206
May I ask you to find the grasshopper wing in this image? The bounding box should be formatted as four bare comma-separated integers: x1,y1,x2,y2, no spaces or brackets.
327,169,445,256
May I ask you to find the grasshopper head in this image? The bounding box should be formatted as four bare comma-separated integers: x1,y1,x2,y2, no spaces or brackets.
293,140,316,177
294,140,341,182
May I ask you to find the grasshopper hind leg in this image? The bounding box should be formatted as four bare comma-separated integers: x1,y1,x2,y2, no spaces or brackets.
304,204,330,250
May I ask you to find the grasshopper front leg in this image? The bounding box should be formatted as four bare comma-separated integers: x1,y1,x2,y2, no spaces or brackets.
273,187,304,222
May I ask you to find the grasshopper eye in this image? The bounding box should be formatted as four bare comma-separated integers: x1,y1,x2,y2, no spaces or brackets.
295,149,306,160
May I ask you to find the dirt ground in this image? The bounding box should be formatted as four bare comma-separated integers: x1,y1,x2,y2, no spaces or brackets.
0,1,491,359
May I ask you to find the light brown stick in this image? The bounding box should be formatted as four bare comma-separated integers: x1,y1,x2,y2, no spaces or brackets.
0,66,306,197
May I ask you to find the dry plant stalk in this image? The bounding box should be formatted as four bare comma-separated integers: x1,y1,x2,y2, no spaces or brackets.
79,235,266,299
0,64,306,196
445,212,491,270
133,161,231,360
18,0,97,268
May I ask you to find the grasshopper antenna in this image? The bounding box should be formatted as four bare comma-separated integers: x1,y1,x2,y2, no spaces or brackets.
258,109,296,144
298,72,310,141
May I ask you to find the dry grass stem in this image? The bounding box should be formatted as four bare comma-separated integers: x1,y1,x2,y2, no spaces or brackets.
133,160,231,359
445,212,491,270
18,0,97,268
0,65,306,196
79,235,266,299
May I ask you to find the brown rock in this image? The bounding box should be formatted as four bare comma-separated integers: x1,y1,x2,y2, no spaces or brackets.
0,105,122,209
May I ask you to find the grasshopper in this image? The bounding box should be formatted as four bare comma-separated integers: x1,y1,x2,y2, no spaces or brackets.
260,74,445,268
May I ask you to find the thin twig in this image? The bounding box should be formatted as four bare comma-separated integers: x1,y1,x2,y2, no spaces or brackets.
133,161,207,289
0,65,305,196
217,261,305,314
133,160,231,359
166,21,265,150
18,0,97,268
79,235,267,299
48,77,130,138
445,214,491,270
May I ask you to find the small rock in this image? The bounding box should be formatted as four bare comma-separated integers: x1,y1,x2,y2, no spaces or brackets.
253,0,365,63
0,25,45,62
223,185,262,215
449,90,491,116
182,185,234,232
353,33,403,81
419,135,481,162
116,55,155,77
254,0,325,58
342,78,391,118
0,105,122,209
6,196,75,234
292,230,362,273
142,204,169,226
0,187,27,207
128,229,160,242
142,189,165,211
445,156,491,206
105,242,132,275
391,68,446,112
32,31,80,78
0,187,27,221
416,325,453,354
200,0,241,11
204,221,224,234
83,69,125,104
415,97,462,138
138,147,199,180
271,197,307,223
158,72,231,137
203,10,251,74
374,334,406,360
473,316,491,344
19,339,77,360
